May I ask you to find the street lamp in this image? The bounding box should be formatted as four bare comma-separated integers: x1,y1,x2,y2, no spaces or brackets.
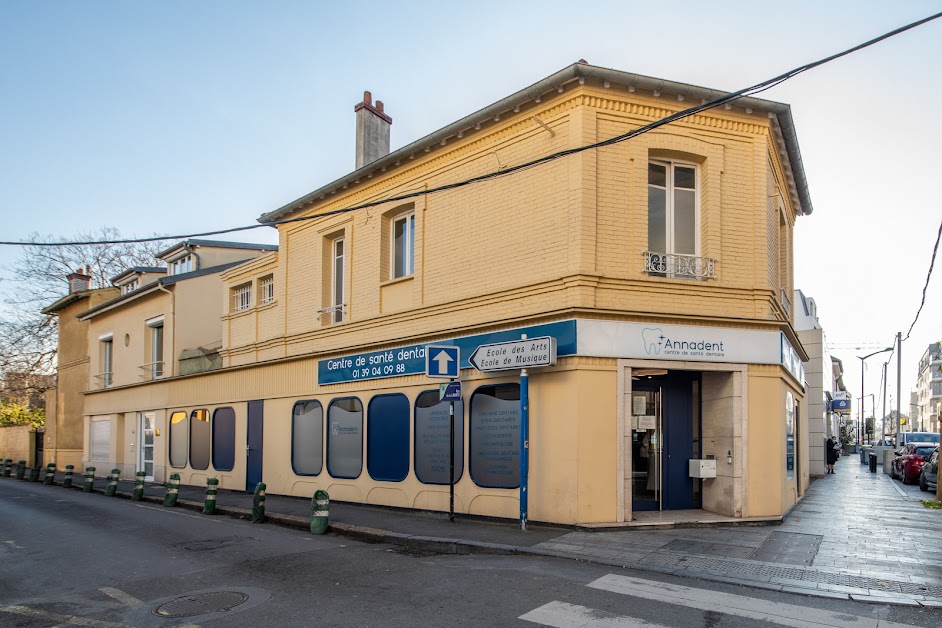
858,347,893,446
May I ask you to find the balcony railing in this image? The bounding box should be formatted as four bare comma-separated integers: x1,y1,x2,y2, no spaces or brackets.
643,251,716,279
93,372,113,389
139,362,165,382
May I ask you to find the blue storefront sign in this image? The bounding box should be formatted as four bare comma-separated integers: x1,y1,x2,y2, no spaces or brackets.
318,320,577,385
831,398,851,413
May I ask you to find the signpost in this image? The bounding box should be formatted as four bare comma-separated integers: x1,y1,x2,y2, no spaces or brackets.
426,346,459,522
470,335,557,531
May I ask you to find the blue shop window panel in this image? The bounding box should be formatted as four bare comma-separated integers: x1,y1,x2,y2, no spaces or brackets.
367,393,410,482
212,407,236,472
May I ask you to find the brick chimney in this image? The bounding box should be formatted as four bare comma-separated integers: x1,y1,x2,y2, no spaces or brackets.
354,90,392,169
67,267,91,294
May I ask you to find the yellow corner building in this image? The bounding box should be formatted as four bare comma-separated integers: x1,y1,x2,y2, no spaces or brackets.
71,62,812,526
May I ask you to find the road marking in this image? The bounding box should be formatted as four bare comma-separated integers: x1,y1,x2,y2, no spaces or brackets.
0,604,132,627
3,539,24,549
588,574,918,628
132,503,223,522
99,587,143,607
521,600,670,627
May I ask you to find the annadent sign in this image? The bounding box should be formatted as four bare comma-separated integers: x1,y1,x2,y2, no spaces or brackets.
577,319,802,376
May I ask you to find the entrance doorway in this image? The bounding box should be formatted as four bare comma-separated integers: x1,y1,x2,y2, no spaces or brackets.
246,400,264,492
138,413,155,481
631,371,701,512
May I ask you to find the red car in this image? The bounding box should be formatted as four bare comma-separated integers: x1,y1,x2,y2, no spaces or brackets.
891,443,937,484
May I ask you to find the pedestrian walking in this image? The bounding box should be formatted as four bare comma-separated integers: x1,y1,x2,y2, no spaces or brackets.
826,435,840,473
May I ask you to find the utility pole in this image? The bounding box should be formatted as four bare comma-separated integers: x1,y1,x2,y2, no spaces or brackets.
897,332,902,438
881,361,888,443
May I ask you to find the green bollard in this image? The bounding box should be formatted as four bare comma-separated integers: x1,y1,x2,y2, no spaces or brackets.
310,489,329,535
203,477,219,515
63,465,74,488
28,466,40,482
2,459,11,477
43,462,57,485
132,471,146,501
83,466,96,492
251,482,266,523
163,473,180,507
15,461,27,480
105,468,120,496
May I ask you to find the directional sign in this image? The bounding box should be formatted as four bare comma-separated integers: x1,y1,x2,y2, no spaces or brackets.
439,381,461,401
469,336,557,372
425,345,459,378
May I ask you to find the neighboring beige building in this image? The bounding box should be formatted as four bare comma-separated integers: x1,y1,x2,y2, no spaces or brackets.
914,343,941,433
79,62,813,525
41,269,119,469
76,239,276,480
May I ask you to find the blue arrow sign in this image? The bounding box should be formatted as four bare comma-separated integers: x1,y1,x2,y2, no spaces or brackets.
426,345,459,378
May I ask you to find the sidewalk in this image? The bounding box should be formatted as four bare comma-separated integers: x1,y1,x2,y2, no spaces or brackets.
29,454,942,608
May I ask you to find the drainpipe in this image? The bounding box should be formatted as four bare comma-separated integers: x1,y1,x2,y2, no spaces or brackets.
183,243,200,271
156,282,175,377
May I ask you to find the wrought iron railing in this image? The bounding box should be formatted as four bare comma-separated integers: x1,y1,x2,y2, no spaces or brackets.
318,304,346,322
139,362,165,381
94,372,113,389
643,251,716,279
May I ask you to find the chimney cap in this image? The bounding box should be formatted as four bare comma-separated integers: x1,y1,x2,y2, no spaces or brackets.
354,90,392,124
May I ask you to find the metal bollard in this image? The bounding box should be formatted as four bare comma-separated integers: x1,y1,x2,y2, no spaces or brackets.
2,459,12,477
43,462,57,485
203,477,219,515
28,466,40,482
251,482,266,523
15,461,27,480
310,489,329,535
83,466,96,492
63,465,75,488
163,473,180,507
105,468,120,496
132,471,146,501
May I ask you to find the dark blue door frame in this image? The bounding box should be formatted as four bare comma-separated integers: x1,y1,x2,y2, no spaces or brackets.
632,372,700,511
246,400,264,492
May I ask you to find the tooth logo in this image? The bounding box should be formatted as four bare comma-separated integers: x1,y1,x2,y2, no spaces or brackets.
642,328,666,355
331,421,340,436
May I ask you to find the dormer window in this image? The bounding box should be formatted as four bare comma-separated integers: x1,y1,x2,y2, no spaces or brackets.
122,279,139,294
168,255,194,276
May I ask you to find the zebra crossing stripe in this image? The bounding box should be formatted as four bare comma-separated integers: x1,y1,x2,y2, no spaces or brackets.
521,600,670,627
586,574,918,628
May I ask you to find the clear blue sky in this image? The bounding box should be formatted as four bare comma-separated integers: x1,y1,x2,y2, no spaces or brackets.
2,1,940,414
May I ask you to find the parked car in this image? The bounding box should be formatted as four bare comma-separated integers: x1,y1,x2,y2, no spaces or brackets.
891,443,937,484
899,432,940,446
919,447,939,492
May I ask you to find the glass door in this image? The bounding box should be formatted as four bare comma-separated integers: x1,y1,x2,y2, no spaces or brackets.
138,413,155,481
631,387,662,511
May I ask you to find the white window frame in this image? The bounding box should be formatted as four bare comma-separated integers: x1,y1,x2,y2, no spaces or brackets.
146,316,164,379
391,212,415,279
259,275,274,304
332,237,345,323
122,279,139,294
647,159,700,257
233,283,252,312
99,333,114,388
169,255,193,276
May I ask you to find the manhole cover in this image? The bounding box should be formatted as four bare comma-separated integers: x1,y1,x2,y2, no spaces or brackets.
154,591,248,618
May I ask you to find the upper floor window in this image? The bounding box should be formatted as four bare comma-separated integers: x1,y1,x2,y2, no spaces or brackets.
648,160,698,258
168,255,194,276
146,318,164,379
259,275,274,304
392,213,415,279
122,279,139,294
232,283,252,312
98,335,113,389
332,238,345,323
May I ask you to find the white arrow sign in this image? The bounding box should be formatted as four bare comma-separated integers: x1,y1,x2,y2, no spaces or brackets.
432,349,454,374
469,336,557,372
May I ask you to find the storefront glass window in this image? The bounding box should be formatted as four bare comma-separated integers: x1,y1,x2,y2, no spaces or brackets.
292,400,323,476
415,391,463,485
469,384,520,489
367,394,410,482
327,397,363,479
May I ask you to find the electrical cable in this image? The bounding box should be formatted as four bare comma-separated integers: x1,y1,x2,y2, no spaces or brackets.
903,217,942,341
1,10,941,248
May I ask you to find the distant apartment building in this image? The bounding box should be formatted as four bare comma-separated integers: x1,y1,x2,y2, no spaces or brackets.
914,343,941,434
64,62,814,525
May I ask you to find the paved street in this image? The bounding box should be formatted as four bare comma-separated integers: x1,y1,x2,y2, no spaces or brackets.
2,474,940,627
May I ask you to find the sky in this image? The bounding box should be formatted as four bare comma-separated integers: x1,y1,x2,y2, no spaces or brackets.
1,1,940,420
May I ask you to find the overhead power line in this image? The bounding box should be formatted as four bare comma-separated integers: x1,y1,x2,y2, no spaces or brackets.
2,10,941,249
903,217,942,341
